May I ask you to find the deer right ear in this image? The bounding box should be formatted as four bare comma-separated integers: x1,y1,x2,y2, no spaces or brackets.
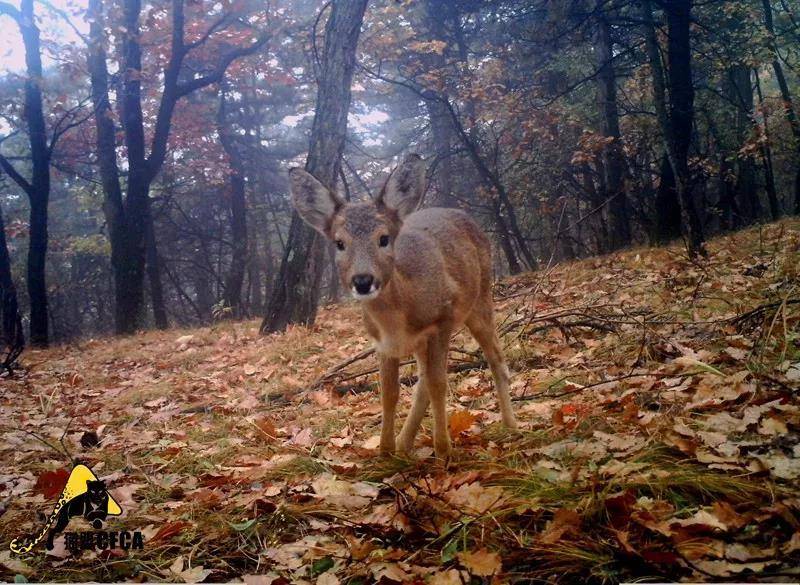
289,168,343,237
377,153,427,219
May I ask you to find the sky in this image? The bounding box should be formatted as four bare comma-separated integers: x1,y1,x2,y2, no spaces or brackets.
0,0,88,73
0,0,389,142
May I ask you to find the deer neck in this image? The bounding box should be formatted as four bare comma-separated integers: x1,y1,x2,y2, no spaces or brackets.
359,268,416,355
361,266,407,318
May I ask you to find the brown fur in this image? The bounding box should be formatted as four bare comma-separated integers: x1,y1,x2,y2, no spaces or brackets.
289,155,517,458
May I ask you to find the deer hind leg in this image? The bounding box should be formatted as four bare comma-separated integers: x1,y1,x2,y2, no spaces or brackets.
467,303,518,429
419,329,453,459
378,354,400,455
396,379,429,454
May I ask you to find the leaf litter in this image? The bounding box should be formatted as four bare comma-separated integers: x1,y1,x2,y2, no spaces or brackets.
0,220,799,582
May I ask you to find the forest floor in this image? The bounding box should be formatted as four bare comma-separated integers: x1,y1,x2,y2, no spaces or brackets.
1,220,799,584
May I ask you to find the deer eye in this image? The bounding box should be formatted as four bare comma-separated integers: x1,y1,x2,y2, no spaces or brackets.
335,240,345,251
379,235,390,248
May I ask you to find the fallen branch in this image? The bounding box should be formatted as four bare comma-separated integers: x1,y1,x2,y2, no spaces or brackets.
730,297,799,328
329,358,487,396
512,371,698,402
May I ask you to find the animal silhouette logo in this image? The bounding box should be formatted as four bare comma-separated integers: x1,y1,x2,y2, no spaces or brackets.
10,464,122,553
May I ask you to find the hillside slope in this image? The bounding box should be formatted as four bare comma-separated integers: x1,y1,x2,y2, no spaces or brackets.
1,220,799,583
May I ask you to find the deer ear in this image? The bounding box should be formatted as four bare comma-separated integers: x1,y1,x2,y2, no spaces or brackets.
378,154,426,219
289,167,343,237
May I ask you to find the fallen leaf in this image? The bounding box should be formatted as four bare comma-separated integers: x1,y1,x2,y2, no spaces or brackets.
429,569,464,585
180,565,212,583
539,508,581,544
449,410,477,438
446,482,508,514
458,548,502,576
312,474,378,510
370,562,411,582
362,435,381,450
152,521,192,542
34,468,70,499
755,453,800,480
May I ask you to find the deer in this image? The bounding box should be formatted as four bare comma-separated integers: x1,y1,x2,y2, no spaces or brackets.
289,154,517,459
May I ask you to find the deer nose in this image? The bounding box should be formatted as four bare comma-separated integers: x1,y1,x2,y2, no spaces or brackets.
351,274,375,295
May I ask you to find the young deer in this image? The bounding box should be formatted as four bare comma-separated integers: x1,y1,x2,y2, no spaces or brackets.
290,154,517,458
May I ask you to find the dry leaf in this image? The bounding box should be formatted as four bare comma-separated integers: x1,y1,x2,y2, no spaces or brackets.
449,410,477,438
458,548,502,576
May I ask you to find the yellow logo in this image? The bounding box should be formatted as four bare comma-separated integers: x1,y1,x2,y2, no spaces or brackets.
10,464,122,554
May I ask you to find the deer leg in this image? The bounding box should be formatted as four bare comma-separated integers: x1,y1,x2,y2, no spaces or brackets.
421,329,452,459
396,378,429,454
378,354,400,455
467,306,518,429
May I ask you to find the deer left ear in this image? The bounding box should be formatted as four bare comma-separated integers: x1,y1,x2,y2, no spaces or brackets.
289,167,344,237
377,154,426,219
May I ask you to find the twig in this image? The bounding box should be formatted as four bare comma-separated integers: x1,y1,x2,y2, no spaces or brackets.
512,371,698,402
17,427,74,465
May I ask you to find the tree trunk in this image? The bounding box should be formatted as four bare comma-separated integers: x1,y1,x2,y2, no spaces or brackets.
27,196,48,346
654,154,682,241
728,66,760,222
145,208,168,329
88,0,148,334
217,94,249,318
717,154,740,231
642,0,705,256
490,198,522,274
596,12,632,250
0,0,52,346
426,99,456,207
0,200,24,369
762,0,800,214
261,0,369,334
665,0,705,255
754,69,782,220
423,0,455,207
221,150,248,317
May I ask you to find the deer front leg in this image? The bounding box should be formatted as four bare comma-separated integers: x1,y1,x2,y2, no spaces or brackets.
421,330,452,459
378,354,400,455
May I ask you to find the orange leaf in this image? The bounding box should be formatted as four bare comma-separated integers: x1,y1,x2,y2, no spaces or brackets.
448,410,477,439
253,417,277,441
151,521,192,542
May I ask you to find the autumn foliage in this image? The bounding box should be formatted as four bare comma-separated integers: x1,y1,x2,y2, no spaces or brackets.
0,220,798,582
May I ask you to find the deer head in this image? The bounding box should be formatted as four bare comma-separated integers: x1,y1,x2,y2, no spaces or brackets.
289,154,426,300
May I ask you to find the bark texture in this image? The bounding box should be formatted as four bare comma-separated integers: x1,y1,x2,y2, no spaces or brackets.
762,0,800,215
0,199,24,370
642,0,705,256
596,12,632,250
219,95,249,318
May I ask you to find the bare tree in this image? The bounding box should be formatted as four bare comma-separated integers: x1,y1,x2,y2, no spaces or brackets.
0,0,57,345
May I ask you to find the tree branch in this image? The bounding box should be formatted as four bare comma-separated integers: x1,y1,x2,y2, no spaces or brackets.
0,1,21,21
176,33,271,98
0,151,32,195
